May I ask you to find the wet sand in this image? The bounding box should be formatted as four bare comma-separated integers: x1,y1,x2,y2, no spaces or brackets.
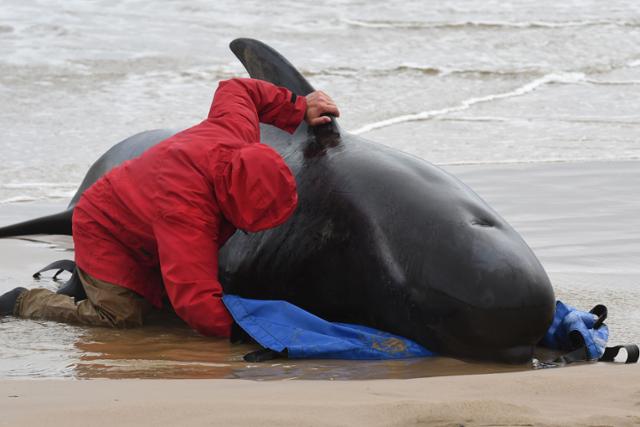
0,160,639,424
1,160,639,381
2,364,639,426
0,223,531,381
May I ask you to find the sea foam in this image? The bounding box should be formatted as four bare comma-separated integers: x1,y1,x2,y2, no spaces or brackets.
352,72,586,135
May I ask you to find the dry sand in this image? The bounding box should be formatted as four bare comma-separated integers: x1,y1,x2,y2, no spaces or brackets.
2,364,639,426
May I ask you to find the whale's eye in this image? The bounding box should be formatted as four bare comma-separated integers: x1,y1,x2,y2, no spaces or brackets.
471,218,494,228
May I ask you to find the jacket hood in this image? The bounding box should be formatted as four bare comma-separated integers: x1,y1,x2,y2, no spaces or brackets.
214,144,298,233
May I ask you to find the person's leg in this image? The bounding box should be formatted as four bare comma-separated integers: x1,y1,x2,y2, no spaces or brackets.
12,269,150,328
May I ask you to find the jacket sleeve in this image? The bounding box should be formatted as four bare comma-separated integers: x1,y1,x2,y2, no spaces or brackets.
152,211,233,338
207,78,307,143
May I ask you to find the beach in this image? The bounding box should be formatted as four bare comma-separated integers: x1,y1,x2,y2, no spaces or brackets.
1,161,639,425
2,364,639,426
1,143,638,427
2,0,640,424
1,160,638,383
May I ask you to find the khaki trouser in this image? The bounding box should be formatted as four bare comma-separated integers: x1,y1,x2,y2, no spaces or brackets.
14,269,151,328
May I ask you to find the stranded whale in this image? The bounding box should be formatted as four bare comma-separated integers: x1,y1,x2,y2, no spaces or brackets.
0,38,555,362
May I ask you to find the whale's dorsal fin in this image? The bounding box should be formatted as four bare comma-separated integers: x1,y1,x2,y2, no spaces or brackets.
230,38,315,96
231,38,341,147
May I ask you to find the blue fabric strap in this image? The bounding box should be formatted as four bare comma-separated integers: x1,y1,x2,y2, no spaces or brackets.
540,300,609,360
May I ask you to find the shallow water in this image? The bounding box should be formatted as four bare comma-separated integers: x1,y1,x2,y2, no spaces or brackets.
0,227,532,380
0,214,532,380
1,1,639,378
1,160,638,379
0,313,529,380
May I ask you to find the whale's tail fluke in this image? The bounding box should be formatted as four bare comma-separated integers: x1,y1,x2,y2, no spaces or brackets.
0,210,73,238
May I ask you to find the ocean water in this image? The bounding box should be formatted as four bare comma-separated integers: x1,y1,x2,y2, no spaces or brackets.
0,1,639,378
1,0,640,202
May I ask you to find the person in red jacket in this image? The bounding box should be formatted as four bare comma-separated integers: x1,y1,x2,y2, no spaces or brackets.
0,78,339,338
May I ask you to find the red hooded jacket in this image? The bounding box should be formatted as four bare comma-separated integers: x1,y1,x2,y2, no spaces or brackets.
72,78,307,337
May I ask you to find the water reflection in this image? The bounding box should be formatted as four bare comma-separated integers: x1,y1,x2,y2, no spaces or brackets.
72,323,530,380
0,235,528,381
0,317,82,378
60,305,531,380
0,234,534,381
2,311,531,380
0,261,627,381
2,206,636,381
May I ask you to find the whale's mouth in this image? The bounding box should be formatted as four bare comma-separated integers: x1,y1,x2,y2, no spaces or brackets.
440,337,536,364
473,345,535,364
414,288,554,364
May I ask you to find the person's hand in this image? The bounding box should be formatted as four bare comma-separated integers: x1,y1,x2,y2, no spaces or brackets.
305,91,340,126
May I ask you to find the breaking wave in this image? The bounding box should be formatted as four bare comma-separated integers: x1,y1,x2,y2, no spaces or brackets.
0,182,78,189
585,78,640,86
352,72,586,134
341,18,640,30
0,182,77,204
0,196,39,204
438,155,640,166
302,57,640,81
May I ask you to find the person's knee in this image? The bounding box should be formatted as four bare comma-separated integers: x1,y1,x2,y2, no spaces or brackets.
112,309,145,328
78,270,149,328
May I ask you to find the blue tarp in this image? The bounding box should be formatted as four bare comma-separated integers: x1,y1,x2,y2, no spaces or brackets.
222,295,435,360
223,295,608,361
540,300,609,360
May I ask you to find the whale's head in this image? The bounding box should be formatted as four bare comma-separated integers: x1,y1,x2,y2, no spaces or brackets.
325,136,556,363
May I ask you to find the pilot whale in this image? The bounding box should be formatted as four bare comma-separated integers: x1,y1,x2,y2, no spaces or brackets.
0,38,555,362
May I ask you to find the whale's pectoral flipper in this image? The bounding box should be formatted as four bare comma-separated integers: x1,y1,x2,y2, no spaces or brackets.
32,259,76,280
0,210,73,238
55,269,86,302
230,38,315,96
33,259,87,303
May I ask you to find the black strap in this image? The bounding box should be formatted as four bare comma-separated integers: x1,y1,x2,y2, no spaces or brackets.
32,259,76,280
590,304,607,329
231,321,287,361
553,347,588,365
230,321,253,344
243,348,287,362
600,344,639,364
